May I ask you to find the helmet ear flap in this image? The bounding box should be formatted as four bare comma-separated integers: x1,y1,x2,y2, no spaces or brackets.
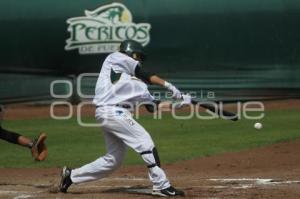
132,52,146,62
119,40,146,61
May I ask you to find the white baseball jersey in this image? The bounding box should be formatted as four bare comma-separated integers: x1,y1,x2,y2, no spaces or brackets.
93,51,153,107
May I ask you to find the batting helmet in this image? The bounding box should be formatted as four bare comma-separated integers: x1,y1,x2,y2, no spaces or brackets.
119,40,146,61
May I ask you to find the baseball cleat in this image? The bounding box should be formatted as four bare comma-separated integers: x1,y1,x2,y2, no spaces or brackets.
59,166,73,193
152,186,185,197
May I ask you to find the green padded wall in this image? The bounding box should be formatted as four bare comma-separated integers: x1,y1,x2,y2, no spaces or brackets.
0,0,299,102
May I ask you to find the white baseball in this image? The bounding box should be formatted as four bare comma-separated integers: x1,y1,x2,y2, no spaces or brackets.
254,122,262,130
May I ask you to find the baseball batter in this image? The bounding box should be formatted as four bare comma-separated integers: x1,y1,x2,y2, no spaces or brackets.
59,40,190,197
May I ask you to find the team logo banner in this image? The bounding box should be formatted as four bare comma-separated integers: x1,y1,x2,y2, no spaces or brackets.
65,3,151,54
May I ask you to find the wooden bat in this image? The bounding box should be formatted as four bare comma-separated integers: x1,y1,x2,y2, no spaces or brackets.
191,100,239,121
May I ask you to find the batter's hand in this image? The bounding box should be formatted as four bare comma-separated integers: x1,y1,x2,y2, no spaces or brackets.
181,94,192,104
164,81,182,99
173,94,192,109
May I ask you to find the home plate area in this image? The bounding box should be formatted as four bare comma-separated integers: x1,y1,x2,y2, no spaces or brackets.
0,176,300,199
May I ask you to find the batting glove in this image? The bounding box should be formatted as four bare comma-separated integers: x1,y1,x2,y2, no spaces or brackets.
173,94,192,109
164,81,182,99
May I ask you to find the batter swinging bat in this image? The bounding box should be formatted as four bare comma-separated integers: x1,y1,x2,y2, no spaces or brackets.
191,100,239,121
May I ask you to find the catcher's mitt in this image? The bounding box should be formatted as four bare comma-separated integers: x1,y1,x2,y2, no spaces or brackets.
31,133,48,161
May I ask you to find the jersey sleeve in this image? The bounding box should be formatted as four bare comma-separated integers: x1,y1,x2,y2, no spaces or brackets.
123,57,139,75
109,52,139,75
134,64,155,84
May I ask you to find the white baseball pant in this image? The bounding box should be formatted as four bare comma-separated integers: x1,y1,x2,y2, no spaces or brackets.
70,106,171,190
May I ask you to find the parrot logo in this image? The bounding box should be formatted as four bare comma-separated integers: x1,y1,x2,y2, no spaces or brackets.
84,3,132,24
65,3,151,55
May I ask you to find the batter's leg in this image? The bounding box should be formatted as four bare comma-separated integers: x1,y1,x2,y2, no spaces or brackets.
101,110,171,190
70,130,127,184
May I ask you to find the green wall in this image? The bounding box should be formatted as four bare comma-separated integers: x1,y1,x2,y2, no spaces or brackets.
0,0,299,102
0,74,70,104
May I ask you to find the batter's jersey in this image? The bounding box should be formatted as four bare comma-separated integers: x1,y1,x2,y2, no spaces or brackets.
93,52,154,107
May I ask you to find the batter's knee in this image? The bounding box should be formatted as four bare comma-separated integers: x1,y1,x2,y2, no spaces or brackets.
136,139,155,154
103,152,125,171
140,147,161,168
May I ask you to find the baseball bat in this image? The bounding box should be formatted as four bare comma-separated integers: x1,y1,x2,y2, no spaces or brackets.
191,100,239,121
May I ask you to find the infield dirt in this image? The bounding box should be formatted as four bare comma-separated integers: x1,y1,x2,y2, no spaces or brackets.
0,139,299,198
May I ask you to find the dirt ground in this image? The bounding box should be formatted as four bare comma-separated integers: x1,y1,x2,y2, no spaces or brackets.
0,99,300,198
3,99,300,120
0,140,299,199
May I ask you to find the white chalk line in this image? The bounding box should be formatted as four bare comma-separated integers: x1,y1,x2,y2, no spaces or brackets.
0,191,33,199
13,194,33,199
209,178,300,187
75,184,256,191
0,190,20,194
0,189,45,198
209,178,272,182
102,177,148,181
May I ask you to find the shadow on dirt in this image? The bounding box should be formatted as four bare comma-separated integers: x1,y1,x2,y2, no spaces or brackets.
68,185,152,196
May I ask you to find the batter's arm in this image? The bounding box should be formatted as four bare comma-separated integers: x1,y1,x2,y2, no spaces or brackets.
148,75,165,87
134,65,170,86
134,65,173,87
154,76,182,99
135,65,181,99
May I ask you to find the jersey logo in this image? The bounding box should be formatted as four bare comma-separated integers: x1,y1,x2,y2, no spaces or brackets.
115,110,135,126
65,3,151,55
116,110,124,115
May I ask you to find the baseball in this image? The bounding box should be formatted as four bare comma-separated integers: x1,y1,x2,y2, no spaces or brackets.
254,122,262,130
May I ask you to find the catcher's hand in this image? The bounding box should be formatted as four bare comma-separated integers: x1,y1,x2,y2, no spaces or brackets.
31,133,48,161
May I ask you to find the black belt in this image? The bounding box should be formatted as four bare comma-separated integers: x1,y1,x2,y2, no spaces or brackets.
96,104,131,109
115,104,131,109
